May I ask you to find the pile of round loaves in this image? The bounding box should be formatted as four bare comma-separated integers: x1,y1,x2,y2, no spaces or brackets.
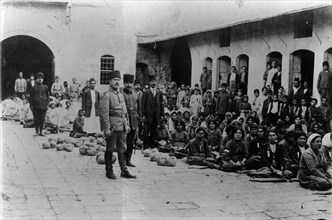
142,148,177,167
42,133,112,165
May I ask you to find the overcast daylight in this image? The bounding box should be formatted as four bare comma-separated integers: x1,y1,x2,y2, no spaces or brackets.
1,0,332,219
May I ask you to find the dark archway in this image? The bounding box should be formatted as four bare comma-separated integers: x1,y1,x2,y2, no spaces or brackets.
1,35,54,100
136,63,149,86
217,56,231,88
170,37,192,86
289,50,315,92
267,51,282,66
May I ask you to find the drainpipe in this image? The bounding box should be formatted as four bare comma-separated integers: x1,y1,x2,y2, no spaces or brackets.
66,2,72,30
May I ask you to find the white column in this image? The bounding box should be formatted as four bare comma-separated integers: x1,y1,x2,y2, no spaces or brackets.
212,58,217,91
282,53,290,95
313,50,324,105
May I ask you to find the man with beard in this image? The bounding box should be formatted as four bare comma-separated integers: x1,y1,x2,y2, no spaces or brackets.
82,78,101,135
100,70,136,179
141,75,164,149
29,72,49,136
123,74,140,167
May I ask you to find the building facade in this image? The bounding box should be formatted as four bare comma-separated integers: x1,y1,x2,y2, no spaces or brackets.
136,5,332,102
1,1,137,99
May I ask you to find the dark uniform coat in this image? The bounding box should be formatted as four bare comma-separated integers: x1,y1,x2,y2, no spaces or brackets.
123,88,140,130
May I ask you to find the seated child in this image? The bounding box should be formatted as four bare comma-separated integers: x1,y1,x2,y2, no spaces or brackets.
70,109,85,138
155,119,170,152
169,120,189,158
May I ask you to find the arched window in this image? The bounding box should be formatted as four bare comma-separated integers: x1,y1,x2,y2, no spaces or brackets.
217,56,231,88
100,55,114,85
203,57,213,70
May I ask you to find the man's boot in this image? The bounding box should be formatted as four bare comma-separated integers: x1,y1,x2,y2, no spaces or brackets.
105,151,117,180
118,152,136,179
126,153,136,167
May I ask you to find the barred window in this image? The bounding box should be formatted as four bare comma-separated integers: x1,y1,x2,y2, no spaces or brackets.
100,55,114,85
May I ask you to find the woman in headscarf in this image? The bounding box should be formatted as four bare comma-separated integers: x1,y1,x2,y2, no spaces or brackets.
206,119,222,152
202,90,215,116
298,133,332,191
187,115,199,140
169,120,190,157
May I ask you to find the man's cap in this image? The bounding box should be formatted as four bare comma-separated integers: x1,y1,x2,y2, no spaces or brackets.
37,72,44,79
108,70,121,81
123,74,135,83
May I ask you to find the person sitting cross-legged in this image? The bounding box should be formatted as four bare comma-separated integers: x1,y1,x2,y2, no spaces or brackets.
298,133,332,191
220,128,249,172
169,120,189,158
186,127,220,169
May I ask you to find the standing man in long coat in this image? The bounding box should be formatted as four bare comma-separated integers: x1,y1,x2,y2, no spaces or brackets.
30,72,49,136
82,78,101,135
141,75,164,149
100,70,136,180
123,74,140,167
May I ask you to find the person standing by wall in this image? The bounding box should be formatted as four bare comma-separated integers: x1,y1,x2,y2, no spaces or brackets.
200,67,208,95
100,70,136,179
216,83,231,123
207,69,212,91
69,77,80,100
263,62,271,87
14,72,27,98
29,72,49,136
51,76,63,97
317,61,332,107
123,74,140,167
141,75,164,149
26,73,35,97
266,60,278,91
239,66,248,94
272,64,282,95
82,78,101,135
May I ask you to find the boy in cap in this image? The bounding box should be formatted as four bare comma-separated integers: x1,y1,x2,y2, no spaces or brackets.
29,72,49,136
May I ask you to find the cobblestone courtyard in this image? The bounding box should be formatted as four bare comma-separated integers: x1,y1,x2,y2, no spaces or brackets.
1,120,331,219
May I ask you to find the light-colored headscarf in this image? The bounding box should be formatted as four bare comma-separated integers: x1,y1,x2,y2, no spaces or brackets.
307,133,321,146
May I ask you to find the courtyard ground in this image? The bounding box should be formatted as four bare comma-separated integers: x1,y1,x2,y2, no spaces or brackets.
1,120,331,220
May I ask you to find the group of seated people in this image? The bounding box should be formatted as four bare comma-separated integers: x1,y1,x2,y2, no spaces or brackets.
19,94,77,133
154,111,332,191
148,79,332,191
7,76,332,191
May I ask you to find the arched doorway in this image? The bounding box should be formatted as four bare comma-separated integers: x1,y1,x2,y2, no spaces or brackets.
324,48,332,71
170,37,192,86
136,63,149,86
289,50,315,92
267,51,282,66
1,35,54,100
236,54,249,93
203,57,213,70
217,56,231,88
